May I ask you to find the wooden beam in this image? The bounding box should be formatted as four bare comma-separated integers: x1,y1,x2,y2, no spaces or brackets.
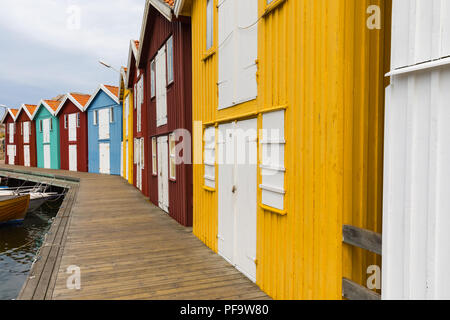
342,278,381,300
343,225,382,255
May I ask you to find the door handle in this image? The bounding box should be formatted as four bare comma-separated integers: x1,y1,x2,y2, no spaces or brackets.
232,185,237,193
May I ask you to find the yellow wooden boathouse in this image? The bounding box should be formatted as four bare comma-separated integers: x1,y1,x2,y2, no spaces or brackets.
175,0,391,299
119,66,134,184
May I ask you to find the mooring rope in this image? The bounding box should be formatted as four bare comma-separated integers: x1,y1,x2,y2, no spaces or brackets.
0,238,36,256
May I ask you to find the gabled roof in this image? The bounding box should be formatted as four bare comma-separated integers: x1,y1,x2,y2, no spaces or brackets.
83,84,120,111
1,108,14,124
1,108,20,124
119,66,128,102
125,40,140,88
37,99,60,117
136,0,178,67
16,104,38,120
55,93,91,115
10,109,19,119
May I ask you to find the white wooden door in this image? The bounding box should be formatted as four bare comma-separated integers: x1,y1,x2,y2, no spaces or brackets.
125,143,129,180
69,145,77,172
218,122,236,265
218,119,257,282
234,118,257,281
120,142,124,177
24,145,30,167
98,108,110,140
99,142,110,174
136,139,143,190
43,144,51,169
68,113,77,142
7,145,15,165
157,136,169,212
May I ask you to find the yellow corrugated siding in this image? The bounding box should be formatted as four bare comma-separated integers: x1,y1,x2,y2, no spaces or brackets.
123,90,134,185
190,0,391,299
192,0,219,252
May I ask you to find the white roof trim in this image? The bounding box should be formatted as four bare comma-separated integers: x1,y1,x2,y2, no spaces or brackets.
83,84,119,111
386,56,450,77
18,104,37,120
8,109,19,122
54,93,85,116
37,100,58,117
174,0,185,17
136,0,173,67
125,40,139,88
150,0,173,21
119,67,128,102
0,108,10,124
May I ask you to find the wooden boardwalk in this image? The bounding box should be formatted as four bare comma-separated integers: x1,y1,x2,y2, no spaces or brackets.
0,164,269,300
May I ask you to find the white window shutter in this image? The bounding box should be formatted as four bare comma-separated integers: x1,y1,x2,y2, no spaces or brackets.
218,0,235,110
260,110,286,211
218,0,258,110
156,47,167,127
204,126,216,188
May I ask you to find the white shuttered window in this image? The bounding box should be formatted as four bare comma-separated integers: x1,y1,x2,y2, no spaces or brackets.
204,126,216,188
218,0,258,110
156,46,168,127
260,110,286,211
9,123,14,143
23,121,30,144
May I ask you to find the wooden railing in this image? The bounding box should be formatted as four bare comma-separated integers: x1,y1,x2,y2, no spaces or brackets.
342,225,382,300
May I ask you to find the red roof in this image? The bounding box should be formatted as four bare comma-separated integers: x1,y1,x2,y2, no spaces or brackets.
70,93,91,107
104,85,119,98
164,0,175,7
24,104,37,116
44,100,60,112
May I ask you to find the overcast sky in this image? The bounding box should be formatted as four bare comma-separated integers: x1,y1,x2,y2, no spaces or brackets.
0,0,145,111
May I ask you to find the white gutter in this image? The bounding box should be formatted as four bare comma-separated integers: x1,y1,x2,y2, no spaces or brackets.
386,56,450,77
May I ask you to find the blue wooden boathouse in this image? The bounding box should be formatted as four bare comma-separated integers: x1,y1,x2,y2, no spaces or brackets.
84,84,122,175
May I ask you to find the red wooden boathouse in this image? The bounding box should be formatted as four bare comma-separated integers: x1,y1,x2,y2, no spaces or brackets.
2,109,20,165
127,39,149,196
16,104,38,167
136,0,193,226
56,93,91,172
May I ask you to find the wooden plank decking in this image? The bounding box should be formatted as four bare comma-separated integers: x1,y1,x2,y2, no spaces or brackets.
0,164,269,300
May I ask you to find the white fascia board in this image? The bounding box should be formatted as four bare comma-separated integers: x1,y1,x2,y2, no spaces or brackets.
174,0,185,17
386,56,450,77
136,0,173,68
38,100,57,117
84,84,119,112
55,94,85,116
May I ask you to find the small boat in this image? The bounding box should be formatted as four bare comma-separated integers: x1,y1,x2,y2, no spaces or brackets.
0,195,30,224
0,187,59,213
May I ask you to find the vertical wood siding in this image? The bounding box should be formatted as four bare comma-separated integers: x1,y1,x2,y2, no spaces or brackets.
16,111,37,167
383,0,450,299
4,114,18,165
190,0,391,299
123,89,134,184
58,101,88,172
87,92,123,175
35,107,61,170
141,7,193,227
